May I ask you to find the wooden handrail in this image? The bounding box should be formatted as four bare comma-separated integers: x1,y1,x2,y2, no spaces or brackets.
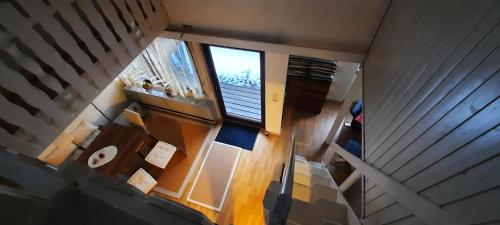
330,144,466,225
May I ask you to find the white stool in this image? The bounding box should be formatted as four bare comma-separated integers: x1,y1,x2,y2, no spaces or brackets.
127,168,157,194
145,141,177,169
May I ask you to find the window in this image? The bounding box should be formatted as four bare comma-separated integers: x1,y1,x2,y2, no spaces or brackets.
119,38,204,99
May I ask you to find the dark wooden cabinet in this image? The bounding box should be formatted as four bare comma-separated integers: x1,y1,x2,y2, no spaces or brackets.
285,55,335,114
285,76,332,114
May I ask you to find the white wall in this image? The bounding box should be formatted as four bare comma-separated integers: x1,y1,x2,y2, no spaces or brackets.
0,0,169,157
265,52,289,134
161,31,364,63
39,77,129,159
362,0,500,224
327,61,360,102
161,31,366,135
62,77,129,133
164,0,389,53
187,42,222,120
92,77,130,121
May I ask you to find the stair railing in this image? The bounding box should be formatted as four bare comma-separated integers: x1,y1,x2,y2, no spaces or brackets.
329,144,466,225
263,132,296,225
281,133,295,196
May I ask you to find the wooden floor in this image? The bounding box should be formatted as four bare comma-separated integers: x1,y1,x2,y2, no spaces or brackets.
153,100,341,225
220,83,262,122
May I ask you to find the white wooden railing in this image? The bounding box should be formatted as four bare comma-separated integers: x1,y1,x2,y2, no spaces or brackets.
324,67,466,225
0,0,169,157
330,143,466,225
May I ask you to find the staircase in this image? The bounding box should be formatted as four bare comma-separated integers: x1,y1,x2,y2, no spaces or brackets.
287,155,360,225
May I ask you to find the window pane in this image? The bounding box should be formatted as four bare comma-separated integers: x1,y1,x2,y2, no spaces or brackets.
208,46,262,123
209,46,261,89
119,38,204,99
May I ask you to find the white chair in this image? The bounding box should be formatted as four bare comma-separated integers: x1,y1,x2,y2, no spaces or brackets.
127,168,157,194
123,108,150,135
145,141,177,169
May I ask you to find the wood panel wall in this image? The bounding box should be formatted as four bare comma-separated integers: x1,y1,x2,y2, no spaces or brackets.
362,0,500,224
0,0,169,157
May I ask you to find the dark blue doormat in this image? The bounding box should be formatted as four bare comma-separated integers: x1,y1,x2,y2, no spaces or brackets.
215,122,259,151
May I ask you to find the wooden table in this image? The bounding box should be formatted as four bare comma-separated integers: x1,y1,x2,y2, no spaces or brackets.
78,123,156,178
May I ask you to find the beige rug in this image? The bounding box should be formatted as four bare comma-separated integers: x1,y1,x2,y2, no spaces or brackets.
187,141,241,212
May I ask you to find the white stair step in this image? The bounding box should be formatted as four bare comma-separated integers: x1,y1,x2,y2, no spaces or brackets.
311,199,347,225
292,183,311,203
307,161,324,170
287,199,323,225
294,172,312,187
294,172,333,188
293,181,338,203
290,157,352,225
311,174,333,187
310,184,338,203
295,160,328,178
294,160,312,176
295,155,308,163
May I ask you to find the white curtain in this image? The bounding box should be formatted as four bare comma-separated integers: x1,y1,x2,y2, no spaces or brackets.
119,38,205,99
